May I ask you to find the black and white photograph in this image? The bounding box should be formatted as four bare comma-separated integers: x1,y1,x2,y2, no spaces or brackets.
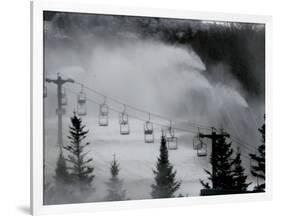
43,11,266,205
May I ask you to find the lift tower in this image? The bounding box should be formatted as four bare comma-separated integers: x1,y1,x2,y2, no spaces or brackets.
46,74,74,152
199,128,230,188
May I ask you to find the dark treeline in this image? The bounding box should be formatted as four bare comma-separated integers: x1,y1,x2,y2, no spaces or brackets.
137,19,265,98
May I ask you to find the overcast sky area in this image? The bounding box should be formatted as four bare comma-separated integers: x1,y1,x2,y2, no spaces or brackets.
43,11,265,203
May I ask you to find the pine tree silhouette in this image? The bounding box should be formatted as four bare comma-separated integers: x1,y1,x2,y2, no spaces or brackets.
200,136,235,190
151,135,181,198
105,155,126,201
232,148,251,191
64,112,95,197
249,116,265,191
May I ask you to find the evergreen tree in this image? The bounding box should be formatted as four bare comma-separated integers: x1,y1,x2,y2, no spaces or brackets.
200,135,235,190
249,116,265,191
105,155,126,201
232,148,251,191
64,113,95,196
151,135,181,198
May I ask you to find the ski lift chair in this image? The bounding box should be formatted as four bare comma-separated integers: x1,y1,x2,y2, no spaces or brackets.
144,113,154,143
99,102,109,126
77,87,87,116
144,121,154,143
166,122,178,150
197,142,207,157
119,110,130,135
193,135,203,150
61,87,67,106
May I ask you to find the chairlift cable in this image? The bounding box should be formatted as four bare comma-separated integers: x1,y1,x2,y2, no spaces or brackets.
65,78,214,131
65,87,198,134
230,135,257,152
62,83,258,151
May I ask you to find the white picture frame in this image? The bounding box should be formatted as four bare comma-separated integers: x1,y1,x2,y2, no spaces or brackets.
31,0,273,215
